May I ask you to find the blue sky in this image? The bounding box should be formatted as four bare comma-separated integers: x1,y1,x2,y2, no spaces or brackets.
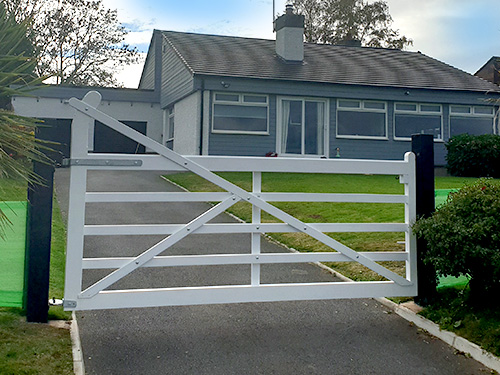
101,0,500,88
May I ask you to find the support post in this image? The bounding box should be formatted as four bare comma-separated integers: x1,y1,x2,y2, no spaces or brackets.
412,134,438,305
23,130,56,323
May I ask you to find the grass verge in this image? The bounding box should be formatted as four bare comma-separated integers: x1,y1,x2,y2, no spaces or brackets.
420,286,500,358
0,177,73,375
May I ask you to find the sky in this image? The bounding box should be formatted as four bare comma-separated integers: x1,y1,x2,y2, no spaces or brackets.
101,0,500,88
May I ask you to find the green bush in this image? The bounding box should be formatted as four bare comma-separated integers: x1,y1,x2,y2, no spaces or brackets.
445,134,500,178
413,179,500,304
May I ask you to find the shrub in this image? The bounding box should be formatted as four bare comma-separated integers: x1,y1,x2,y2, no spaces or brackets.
412,179,500,304
445,134,500,178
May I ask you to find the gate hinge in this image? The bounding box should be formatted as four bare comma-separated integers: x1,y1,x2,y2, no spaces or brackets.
62,158,143,167
63,299,77,309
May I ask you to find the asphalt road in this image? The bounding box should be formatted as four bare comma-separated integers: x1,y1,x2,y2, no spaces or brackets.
55,169,488,375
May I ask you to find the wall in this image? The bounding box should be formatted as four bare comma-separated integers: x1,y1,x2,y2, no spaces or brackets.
198,77,498,165
12,94,163,151
161,36,195,108
173,92,201,155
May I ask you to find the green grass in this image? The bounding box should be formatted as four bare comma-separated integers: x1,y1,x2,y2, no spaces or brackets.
0,177,73,374
420,286,500,358
168,172,410,280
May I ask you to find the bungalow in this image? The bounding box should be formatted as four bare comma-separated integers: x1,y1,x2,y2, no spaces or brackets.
12,5,500,165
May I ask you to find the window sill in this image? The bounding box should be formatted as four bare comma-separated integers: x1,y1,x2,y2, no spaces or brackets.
211,130,270,136
336,135,388,141
393,137,444,143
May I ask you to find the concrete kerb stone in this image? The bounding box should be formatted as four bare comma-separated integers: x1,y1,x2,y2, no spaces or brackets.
70,312,85,375
376,298,500,373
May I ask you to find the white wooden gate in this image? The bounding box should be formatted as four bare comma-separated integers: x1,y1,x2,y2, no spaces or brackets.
63,91,417,311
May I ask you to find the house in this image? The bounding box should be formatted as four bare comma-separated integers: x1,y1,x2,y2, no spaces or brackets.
12,5,500,165
475,56,500,86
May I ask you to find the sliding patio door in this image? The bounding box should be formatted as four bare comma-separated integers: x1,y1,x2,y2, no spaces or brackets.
279,98,327,156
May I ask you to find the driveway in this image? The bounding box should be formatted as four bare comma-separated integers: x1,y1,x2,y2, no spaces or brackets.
55,169,488,375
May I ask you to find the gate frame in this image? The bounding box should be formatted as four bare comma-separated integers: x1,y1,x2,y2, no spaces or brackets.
63,91,418,311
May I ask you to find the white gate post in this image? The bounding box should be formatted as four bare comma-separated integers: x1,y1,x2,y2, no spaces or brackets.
63,92,101,309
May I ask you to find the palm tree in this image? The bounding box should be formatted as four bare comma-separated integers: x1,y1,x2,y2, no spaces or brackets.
0,3,50,239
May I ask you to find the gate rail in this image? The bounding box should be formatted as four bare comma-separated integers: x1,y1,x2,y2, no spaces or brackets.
63,91,417,311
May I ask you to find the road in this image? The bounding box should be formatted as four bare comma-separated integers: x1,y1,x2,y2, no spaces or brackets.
55,169,488,375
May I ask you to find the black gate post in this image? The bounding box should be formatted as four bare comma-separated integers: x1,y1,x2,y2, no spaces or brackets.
23,129,56,323
412,134,438,305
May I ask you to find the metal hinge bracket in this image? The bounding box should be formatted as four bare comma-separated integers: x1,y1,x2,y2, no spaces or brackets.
62,158,143,167
63,300,77,309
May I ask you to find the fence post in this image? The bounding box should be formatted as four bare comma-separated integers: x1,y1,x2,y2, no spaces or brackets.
412,134,438,305
23,129,56,323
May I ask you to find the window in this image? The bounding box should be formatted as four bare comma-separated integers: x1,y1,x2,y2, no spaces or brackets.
166,108,174,149
279,98,327,156
450,105,496,137
212,93,269,134
394,103,442,140
337,100,387,139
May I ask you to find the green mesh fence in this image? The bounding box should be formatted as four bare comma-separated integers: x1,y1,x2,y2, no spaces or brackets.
0,201,27,307
435,189,457,207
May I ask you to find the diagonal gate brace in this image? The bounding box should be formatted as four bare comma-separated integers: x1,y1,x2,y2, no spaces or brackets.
70,95,412,300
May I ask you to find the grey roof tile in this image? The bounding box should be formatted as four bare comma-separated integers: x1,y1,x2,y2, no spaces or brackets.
161,30,500,93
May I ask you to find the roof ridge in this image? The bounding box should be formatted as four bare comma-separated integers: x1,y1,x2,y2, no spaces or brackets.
160,29,274,43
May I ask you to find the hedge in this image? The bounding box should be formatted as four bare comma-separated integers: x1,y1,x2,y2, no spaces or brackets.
445,134,500,178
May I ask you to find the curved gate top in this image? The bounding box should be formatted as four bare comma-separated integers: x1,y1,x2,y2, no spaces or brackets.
63,91,417,311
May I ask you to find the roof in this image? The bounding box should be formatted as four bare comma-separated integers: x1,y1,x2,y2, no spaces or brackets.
475,56,500,75
161,30,500,93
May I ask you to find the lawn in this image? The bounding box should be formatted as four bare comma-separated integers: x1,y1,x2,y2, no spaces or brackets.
0,177,73,375
166,172,485,281
166,171,500,357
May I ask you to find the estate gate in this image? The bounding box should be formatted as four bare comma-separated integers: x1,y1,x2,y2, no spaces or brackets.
63,91,417,311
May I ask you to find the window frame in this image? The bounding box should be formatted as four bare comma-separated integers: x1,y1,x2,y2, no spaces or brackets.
393,102,443,142
211,92,269,135
449,105,497,137
167,107,175,142
336,99,388,140
277,96,329,158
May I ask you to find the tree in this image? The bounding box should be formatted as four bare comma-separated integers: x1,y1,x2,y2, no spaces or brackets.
0,3,50,239
293,0,412,49
3,0,139,87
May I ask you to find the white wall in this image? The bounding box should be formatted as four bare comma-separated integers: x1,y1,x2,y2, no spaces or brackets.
173,92,201,155
12,96,163,145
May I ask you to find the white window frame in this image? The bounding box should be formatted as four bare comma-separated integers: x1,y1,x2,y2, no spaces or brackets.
167,107,174,142
393,103,443,142
277,96,329,158
336,99,388,140
211,92,269,135
449,105,497,137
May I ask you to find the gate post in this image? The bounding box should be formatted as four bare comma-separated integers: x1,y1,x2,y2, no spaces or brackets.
411,134,438,305
23,129,56,323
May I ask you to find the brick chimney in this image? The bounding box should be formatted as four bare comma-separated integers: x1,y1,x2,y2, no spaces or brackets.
273,4,305,62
